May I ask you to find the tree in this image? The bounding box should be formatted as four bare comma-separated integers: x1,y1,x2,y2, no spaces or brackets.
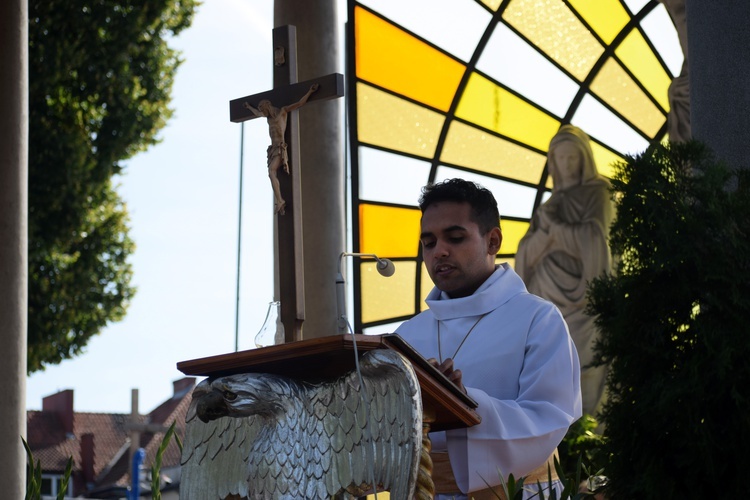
27,0,198,372
587,141,750,498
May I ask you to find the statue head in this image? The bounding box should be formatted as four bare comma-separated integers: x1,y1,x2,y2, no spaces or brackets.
258,100,273,114
547,125,600,190
195,373,296,422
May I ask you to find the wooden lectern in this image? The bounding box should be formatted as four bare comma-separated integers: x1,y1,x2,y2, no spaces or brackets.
177,334,481,498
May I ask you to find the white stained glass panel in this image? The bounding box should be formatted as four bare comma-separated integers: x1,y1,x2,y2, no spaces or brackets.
622,0,651,14
358,0,492,63
477,22,580,118
363,320,405,335
434,166,537,219
572,94,650,156
359,147,432,206
640,4,684,76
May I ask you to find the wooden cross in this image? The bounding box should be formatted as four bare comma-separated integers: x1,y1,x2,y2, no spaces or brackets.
229,26,344,342
125,389,169,481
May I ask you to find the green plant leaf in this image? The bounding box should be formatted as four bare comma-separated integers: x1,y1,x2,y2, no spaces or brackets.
151,421,179,500
57,456,73,500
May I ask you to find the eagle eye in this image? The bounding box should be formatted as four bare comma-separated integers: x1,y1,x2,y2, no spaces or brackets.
223,390,237,401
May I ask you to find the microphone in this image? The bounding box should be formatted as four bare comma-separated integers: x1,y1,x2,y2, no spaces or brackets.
336,252,396,333
375,257,395,277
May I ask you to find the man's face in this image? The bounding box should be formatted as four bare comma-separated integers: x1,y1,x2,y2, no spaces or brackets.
420,201,501,298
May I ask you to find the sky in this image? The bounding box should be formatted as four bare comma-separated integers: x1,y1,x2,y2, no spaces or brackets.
26,0,327,413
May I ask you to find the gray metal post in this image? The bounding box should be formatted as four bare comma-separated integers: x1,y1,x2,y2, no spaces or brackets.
274,0,345,338
0,0,29,496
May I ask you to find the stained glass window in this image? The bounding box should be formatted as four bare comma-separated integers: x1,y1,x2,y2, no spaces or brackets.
347,0,682,333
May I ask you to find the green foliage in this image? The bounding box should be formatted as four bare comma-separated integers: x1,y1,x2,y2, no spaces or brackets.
57,457,73,500
557,414,607,479
27,0,198,372
23,437,42,500
23,436,73,500
587,141,750,498
478,456,605,499
150,421,183,500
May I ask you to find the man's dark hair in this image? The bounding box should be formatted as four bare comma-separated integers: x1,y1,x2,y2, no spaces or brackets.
419,178,501,234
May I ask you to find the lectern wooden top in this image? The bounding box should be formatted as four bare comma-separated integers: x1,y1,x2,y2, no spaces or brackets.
177,334,481,432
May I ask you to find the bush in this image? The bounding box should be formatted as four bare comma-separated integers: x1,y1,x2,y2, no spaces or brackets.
587,141,750,498
558,413,607,478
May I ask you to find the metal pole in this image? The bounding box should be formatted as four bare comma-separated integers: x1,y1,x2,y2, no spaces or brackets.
234,122,245,352
0,0,28,495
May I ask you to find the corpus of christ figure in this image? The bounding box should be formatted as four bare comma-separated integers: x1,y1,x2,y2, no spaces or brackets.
244,83,319,215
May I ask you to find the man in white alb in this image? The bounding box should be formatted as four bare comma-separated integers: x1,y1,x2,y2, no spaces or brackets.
396,178,582,499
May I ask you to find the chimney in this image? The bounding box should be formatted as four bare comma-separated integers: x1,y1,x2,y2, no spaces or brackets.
42,389,74,435
81,433,95,485
173,377,196,398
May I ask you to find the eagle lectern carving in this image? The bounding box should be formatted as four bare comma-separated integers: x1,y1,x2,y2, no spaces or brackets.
180,349,422,499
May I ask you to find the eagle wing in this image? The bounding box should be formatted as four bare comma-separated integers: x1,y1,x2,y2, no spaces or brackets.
323,348,423,499
180,378,260,500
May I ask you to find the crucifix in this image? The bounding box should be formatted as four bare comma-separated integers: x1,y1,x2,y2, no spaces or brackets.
229,25,344,342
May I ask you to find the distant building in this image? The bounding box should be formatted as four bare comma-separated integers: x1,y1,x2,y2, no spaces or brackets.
26,377,195,499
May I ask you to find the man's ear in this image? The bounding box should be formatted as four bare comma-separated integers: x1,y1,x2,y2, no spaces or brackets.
488,227,502,255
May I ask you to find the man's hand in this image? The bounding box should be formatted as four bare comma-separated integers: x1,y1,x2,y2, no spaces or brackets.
427,357,467,394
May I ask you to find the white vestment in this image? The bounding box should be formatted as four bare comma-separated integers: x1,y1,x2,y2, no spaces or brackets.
396,264,582,496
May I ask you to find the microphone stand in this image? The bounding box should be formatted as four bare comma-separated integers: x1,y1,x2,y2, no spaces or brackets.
336,252,395,334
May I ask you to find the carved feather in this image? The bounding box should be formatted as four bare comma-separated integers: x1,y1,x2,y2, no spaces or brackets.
179,349,422,499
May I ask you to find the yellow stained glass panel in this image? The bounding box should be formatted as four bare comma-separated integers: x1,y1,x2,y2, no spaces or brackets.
352,0,678,331
590,59,665,138
499,219,530,255
357,83,444,158
441,121,548,185
503,0,604,81
359,204,421,258
616,30,672,111
361,261,416,324
355,6,465,112
568,0,629,45
455,72,560,152
590,141,625,180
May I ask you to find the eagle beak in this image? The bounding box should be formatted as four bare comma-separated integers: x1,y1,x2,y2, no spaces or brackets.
196,389,229,423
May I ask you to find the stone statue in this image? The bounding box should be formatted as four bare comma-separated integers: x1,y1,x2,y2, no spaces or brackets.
180,349,422,499
515,125,614,418
244,83,319,215
660,0,691,142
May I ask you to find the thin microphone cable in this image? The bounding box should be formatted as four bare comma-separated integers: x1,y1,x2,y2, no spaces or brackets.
347,317,378,499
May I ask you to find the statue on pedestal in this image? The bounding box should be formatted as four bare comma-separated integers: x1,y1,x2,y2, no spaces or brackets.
516,125,615,418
